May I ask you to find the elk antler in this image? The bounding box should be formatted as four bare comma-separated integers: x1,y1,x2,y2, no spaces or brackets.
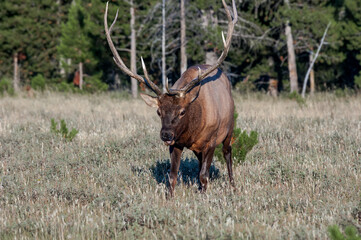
104,2,162,96
167,0,238,96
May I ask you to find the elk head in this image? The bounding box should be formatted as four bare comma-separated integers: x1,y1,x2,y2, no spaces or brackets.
104,0,237,146
140,74,201,146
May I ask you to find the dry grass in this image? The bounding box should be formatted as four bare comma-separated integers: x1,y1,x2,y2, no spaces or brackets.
0,92,360,239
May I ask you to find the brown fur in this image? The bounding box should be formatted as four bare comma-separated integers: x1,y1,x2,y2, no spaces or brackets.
141,64,235,196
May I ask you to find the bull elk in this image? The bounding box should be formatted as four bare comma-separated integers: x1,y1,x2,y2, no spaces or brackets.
105,0,238,196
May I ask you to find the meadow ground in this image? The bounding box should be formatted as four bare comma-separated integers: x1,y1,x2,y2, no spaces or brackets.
0,91,360,239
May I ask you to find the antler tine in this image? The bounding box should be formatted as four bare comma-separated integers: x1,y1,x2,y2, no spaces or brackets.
140,57,149,80
222,31,226,47
166,79,183,96
178,0,238,95
141,57,162,95
165,67,201,97
105,3,125,68
165,78,171,94
222,0,232,22
104,2,161,96
109,9,119,34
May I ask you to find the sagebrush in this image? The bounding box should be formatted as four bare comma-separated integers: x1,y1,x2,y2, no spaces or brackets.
328,225,361,240
50,118,78,141
215,112,258,165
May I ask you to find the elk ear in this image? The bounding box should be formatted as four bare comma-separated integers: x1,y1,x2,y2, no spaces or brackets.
140,93,159,108
187,84,201,104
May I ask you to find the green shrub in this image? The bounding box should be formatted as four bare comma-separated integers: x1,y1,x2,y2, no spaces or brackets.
84,73,108,93
235,80,255,94
0,78,15,96
328,225,361,240
335,88,355,98
355,74,361,89
31,74,46,91
215,112,259,165
56,81,72,92
288,91,306,106
50,118,79,141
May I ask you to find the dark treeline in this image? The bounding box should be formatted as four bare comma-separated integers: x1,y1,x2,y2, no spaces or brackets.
0,0,360,95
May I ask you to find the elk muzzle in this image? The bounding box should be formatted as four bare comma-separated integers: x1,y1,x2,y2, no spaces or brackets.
160,129,175,146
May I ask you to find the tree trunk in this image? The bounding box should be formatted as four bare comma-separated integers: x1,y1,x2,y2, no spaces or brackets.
56,0,61,24
205,51,217,65
162,0,166,92
309,52,315,95
285,21,298,93
202,9,218,66
13,53,20,92
180,0,187,75
114,73,121,90
284,0,298,93
79,62,83,90
57,0,68,78
301,23,330,98
130,0,138,98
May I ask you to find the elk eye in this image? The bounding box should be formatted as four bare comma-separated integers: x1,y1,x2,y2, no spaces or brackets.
157,109,161,116
179,109,186,117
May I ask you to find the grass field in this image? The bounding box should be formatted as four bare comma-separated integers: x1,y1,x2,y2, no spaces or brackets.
0,92,360,239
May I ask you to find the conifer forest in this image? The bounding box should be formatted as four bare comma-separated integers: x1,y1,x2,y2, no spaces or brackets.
1,0,361,95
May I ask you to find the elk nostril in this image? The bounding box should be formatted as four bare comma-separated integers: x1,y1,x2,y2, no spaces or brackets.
161,131,174,141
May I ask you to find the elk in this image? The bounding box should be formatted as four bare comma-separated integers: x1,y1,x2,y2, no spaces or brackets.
105,0,238,196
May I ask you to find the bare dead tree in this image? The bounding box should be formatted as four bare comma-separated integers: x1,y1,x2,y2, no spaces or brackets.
231,0,282,47
201,9,218,65
221,0,283,78
130,0,138,98
57,0,66,78
13,53,20,92
180,0,187,74
138,0,238,81
301,22,331,98
162,0,166,92
309,51,315,95
138,0,180,79
284,0,298,93
79,62,83,90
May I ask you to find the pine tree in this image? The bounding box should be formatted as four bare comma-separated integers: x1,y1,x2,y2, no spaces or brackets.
58,0,100,91
0,0,64,90
0,1,31,90
1,0,360,93
338,0,361,89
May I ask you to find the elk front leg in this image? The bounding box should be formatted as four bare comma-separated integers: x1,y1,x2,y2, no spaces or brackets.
199,147,215,192
169,145,183,196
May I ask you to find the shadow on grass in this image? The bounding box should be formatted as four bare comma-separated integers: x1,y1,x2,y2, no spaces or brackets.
150,157,220,187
